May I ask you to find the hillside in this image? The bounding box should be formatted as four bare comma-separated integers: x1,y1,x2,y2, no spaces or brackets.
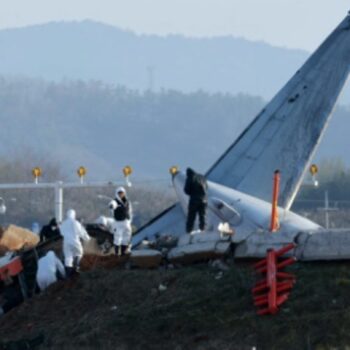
0,78,264,179
0,20,310,100
0,78,350,180
1,262,350,349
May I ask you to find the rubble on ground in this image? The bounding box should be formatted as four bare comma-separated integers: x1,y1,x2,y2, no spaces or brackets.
82,226,234,270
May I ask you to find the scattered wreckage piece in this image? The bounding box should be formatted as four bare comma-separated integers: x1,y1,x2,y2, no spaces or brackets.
233,229,350,261
234,230,299,259
296,229,350,261
152,225,350,263
84,224,169,269
86,222,350,265
167,232,232,264
0,234,62,314
0,225,39,255
0,255,23,281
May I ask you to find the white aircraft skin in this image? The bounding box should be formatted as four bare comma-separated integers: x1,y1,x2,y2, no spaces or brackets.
172,171,321,242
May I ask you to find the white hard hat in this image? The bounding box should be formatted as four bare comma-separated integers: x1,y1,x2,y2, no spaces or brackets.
67,209,76,219
46,250,55,259
115,187,126,197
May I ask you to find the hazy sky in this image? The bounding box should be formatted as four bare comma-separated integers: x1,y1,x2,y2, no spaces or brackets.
0,0,349,50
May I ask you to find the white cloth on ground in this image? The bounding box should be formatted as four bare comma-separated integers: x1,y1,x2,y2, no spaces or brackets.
36,251,66,291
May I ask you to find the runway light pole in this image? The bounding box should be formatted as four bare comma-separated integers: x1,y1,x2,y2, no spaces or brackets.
0,165,135,223
123,166,133,187
77,166,87,184
309,164,319,187
32,167,42,185
169,166,179,176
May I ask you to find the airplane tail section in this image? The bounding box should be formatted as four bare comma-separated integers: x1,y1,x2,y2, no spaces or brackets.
133,14,350,243
206,14,350,209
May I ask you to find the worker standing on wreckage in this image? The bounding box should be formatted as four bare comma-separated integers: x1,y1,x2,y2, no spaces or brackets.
184,168,208,234
60,209,91,275
109,187,133,256
40,218,61,242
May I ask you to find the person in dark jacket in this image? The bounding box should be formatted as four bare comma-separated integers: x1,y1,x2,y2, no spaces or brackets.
40,218,61,242
184,168,208,233
109,187,133,256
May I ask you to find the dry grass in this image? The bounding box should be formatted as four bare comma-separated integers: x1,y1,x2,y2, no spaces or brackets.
1,262,350,349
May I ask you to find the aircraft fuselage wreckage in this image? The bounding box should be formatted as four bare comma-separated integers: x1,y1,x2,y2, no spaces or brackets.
133,13,350,261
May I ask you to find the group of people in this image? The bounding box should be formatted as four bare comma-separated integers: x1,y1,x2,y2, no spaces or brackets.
35,208,91,292
37,168,208,288
35,186,133,292
34,169,208,291
1,170,208,316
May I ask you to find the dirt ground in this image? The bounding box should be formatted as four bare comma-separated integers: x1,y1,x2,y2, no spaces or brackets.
1,259,350,350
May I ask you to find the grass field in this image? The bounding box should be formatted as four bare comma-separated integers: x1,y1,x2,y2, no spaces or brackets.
1,260,350,349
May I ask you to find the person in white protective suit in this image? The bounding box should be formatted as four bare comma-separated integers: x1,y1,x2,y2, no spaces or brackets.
109,187,133,256
36,250,66,291
60,209,91,274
